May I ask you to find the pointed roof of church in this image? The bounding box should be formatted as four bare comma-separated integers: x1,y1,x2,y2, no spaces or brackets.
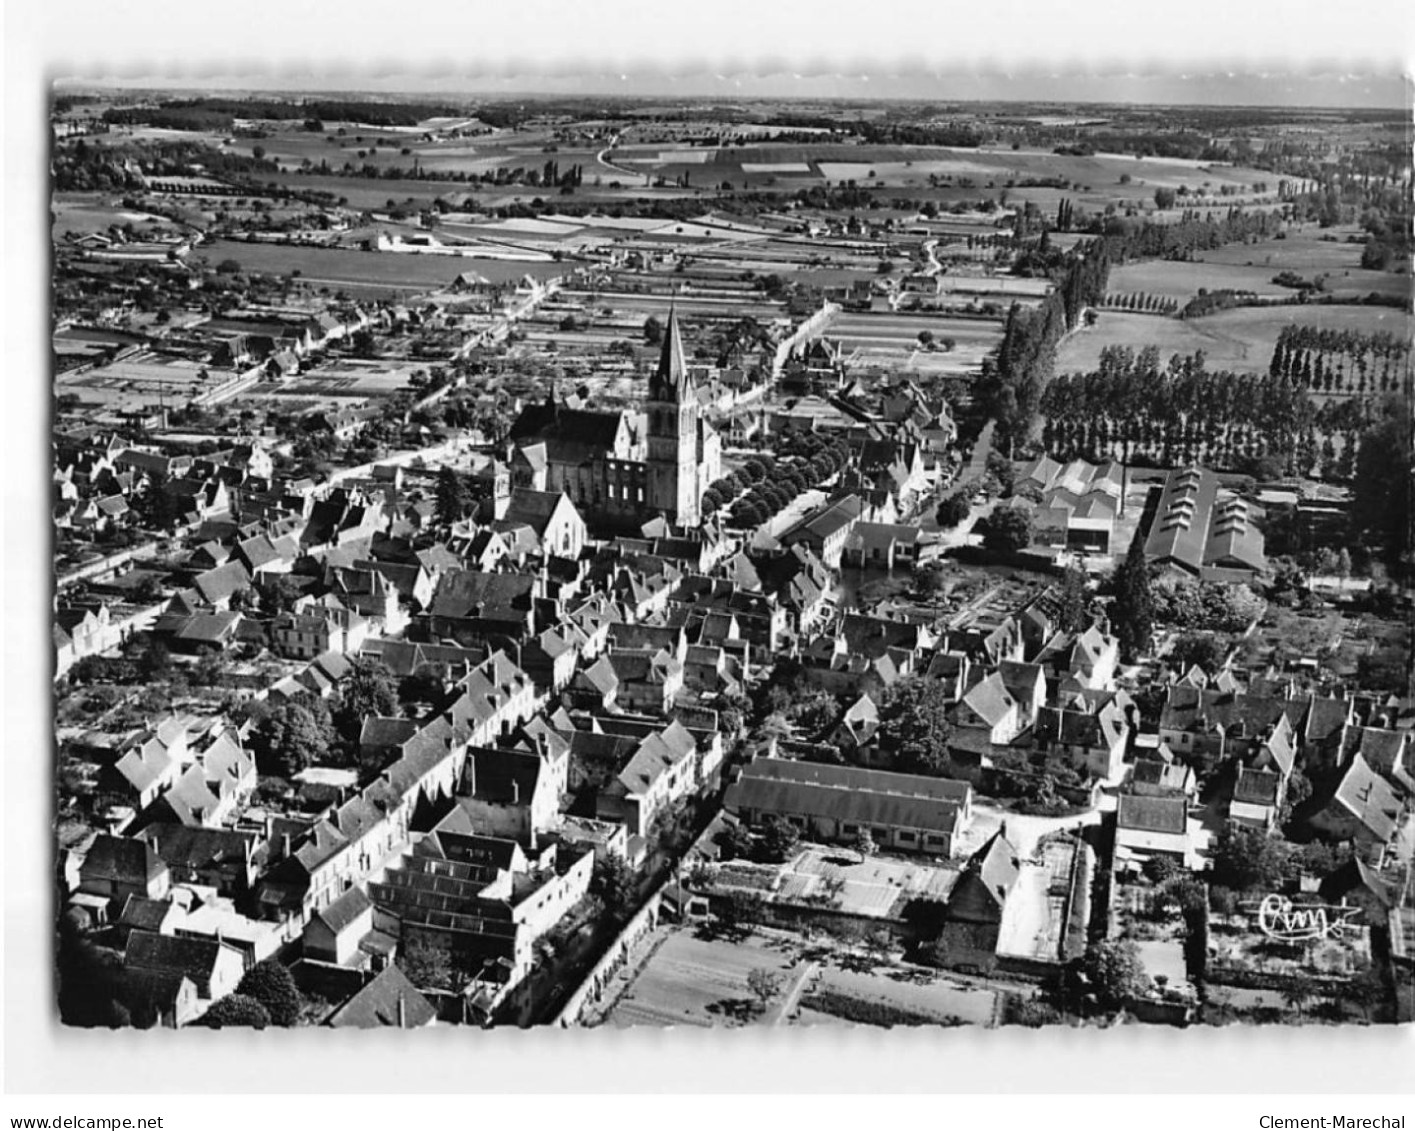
651,306,692,403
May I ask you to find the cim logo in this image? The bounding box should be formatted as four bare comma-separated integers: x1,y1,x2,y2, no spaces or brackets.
1252,894,1362,942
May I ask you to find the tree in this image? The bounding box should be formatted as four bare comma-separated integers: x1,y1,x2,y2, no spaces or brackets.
1110,535,1155,662
333,660,399,749
250,695,336,778
1209,885,1239,919
1081,939,1148,1011
1142,854,1180,886
135,637,173,682
1170,631,1228,674
434,466,471,527
1282,979,1313,1020
236,959,301,1027
758,816,801,864
1281,767,1314,825
715,889,764,934
979,502,1033,554
1211,824,1291,892
746,967,784,1013
215,258,242,275
397,935,468,993
936,492,971,529
1350,408,1412,566
879,676,955,775
257,574,303,617
985,450,1016,496
643,315,663,345
399,662,449,708
56,914,128,1028
715,822,755,862
1153,188,1177,210
853,828,879,857
201,993,270,1029
591,853,638,923
1055,564,1090,633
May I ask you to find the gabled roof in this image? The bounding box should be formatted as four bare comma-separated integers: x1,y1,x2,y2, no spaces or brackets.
1331,755,1401,843
193,560,251,605
313,885,373,936
124,929,232,984
465,747,542,806
1117,793,1188,835
1233,763,1281,807
326,964,436,1029
959,671,1016,728
960,831,1021,912
83,834,168,885
141,821,252,868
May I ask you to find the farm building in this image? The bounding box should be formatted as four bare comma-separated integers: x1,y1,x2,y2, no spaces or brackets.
724,758,973,856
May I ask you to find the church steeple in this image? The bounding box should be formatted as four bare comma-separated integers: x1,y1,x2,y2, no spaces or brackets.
651,305,690,403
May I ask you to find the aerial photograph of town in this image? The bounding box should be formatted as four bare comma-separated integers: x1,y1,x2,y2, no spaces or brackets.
47,78,1413,1036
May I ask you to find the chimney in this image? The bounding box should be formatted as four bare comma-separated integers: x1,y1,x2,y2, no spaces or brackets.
512,778,521,806
397,993,407,1029
282,833,292,860
467,755,477,796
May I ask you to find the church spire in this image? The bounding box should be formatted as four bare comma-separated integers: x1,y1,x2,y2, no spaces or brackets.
653,304,690,402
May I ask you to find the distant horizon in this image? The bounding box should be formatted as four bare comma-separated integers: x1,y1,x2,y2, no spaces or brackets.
50,68,1414,112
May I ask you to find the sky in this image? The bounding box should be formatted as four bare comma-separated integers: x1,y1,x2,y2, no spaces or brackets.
50,69,1412,112
31,0,1415,111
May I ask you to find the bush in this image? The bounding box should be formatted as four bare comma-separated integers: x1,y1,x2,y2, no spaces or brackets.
236,959,301,1027
936,493,971,529
201,994,270,1029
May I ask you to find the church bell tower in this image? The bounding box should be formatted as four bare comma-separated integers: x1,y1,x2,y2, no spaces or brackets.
645,307,701,527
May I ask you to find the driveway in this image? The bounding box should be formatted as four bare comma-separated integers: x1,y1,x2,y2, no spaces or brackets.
959,803,1104,861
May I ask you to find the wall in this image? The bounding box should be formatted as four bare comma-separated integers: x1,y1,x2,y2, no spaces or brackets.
553,883,667,1027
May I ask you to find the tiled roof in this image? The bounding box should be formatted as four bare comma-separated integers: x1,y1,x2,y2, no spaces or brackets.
313,885,373,936
326,965,436,1029
1117,794,1188,835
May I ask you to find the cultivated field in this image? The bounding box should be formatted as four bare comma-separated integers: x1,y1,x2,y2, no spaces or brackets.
1107,226,1413,306
793,966,999,1028
193,239,564,297
1056,305,1415,375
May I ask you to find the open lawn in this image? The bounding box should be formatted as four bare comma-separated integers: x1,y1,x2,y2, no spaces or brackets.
603,928,797,1028
601,925,999,1029
1057,305,1415,375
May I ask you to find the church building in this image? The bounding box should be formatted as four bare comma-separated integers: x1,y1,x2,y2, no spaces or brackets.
508,308,721,531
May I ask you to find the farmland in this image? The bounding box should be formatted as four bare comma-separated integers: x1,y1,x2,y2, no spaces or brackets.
1107,225,1413,305
1056,305,1415,376
192,238,564,297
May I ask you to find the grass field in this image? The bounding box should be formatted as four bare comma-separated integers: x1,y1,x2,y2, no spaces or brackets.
1056,305,1415,375
605,928,797,1028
